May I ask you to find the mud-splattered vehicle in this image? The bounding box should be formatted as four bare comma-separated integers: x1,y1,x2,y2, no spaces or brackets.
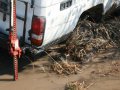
0,0,120,55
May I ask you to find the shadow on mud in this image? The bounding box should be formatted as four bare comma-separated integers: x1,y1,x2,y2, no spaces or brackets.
0,47,46,81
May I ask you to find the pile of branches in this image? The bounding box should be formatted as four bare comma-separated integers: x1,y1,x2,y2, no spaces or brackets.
66,17,120,62
65,80,94,90
51,60,81,75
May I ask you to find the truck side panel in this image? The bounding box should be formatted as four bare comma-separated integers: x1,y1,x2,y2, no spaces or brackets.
34,0,119,47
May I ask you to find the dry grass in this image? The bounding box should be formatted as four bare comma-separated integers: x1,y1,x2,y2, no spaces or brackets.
51,60,81,75
65,80,94,90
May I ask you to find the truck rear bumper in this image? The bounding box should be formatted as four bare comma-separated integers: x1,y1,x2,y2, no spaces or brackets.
0,31,71,58
0,32,44,57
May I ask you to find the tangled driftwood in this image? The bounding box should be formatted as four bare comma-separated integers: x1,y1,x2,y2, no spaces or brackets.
66,17,120,62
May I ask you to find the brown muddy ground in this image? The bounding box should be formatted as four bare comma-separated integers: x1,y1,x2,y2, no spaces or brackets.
0,47,120,90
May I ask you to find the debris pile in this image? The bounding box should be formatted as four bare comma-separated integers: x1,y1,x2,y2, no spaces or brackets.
51,60,81,75
65,80,94,90
66,17,120,62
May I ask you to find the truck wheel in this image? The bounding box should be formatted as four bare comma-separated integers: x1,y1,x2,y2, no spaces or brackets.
80,11,102,23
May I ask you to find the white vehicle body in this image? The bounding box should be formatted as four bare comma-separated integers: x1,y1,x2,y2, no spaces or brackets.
0,0,120,52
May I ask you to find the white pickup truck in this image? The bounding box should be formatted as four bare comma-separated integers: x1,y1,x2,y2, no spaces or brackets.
0,0,120,55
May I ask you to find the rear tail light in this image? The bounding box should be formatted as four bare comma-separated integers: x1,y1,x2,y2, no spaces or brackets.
31,16,45,46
